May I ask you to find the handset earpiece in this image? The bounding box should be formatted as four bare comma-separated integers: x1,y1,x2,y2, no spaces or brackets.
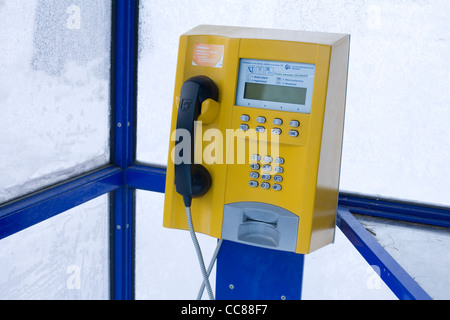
174,76,218,207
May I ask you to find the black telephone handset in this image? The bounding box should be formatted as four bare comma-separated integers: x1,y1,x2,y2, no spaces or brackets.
174,76,218,207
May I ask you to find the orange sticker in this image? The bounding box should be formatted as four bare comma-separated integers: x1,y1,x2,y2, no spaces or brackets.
192,43,224,68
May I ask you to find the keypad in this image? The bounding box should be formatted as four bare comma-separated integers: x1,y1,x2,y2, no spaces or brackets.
239,114,300,138
247,153,285,191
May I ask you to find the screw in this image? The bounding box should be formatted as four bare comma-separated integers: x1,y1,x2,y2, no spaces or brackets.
281,295,286,300
229,284,234,290
117,122,122,128
116,225,121,230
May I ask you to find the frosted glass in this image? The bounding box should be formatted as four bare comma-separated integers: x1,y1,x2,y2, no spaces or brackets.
0,195,110,300
135,190,218,300
0,0,112,204
356,215,450,300
136,0,450,206
135,190,396,299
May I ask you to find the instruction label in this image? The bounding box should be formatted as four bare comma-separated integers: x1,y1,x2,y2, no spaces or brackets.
192,43,224,68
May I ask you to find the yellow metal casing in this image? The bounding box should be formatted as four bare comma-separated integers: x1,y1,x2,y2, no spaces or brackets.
163,25,350,254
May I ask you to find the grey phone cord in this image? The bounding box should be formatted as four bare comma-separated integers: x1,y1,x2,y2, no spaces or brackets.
186,206,215,300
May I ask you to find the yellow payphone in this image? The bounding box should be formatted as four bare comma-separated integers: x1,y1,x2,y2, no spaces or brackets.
164,25,349,256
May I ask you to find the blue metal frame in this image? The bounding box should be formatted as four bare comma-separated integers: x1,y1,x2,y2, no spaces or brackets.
339,192,450,228
111,0,137,300
0,0,446,300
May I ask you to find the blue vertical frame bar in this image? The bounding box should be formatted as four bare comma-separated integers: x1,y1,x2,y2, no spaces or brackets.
112,0,137,300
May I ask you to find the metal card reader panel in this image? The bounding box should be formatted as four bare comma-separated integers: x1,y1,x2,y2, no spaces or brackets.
222,202,299,252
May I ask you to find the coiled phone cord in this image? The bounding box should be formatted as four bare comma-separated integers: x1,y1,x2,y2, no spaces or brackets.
186,206,215,300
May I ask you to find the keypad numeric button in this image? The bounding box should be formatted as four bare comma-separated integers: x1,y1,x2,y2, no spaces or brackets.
263,156,273,163
274,166,284,173
250,163,260,170
262,164,272,172
249,172,259,179
275,157,285,165
261,182,270,189
249,181,258,188
261,174,271,181
273,175,283,182
251,154,261,161
272,184,282,191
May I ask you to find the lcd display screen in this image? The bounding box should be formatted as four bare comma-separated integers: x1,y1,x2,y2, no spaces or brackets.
235,58,315,113
244,82,307,105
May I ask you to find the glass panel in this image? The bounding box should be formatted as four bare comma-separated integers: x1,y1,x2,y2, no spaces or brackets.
0,0,112,203
303,227,396,299
136,0,450,206
0,195,110,300
135,190,218,299
356,214,450,299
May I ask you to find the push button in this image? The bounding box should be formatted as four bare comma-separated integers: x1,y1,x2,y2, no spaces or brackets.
260,182,270,189
240,114,250,122
275,157,285,165
262,164,272,172
273,175,283,182
256,116,266,124
256,126,265,133
273,118,283,125
288,130,299,137
274,166,284,173
289,120,300,128
271,128,282,135
249,172,259,179
250,163,260,170
249,180,258,188
251,154,261,161
263,156,273,163
239,124,249,131
261,173,271,181
272,184,282,191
